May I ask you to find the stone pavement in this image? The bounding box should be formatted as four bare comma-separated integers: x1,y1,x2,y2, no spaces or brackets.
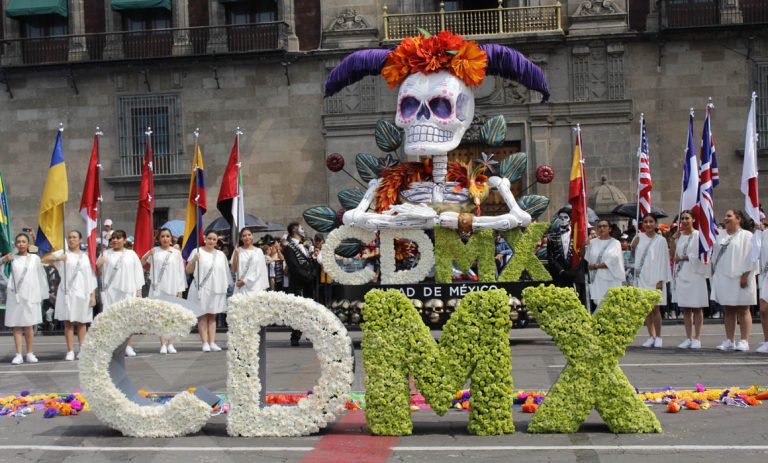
0,322,767,462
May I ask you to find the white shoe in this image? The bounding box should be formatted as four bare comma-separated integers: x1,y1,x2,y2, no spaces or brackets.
735,340,749,352
653,337,663,348
677,338,692,349
76,351,81,360
125,346,137,357
167,344,177,354
160,344,168,354
202,343,211,352
716,339,735,351
25,353,38,363
64,351,75,361
209,343,222,352
11,354,23,365
755,341,768,354
690,339,702,349
641,337,655,348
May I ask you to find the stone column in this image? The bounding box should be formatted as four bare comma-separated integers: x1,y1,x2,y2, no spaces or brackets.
278,0,300,52
103,2,124,59
171,0,192,56
2,0,22,65
206,0,228,54
68,0,88,61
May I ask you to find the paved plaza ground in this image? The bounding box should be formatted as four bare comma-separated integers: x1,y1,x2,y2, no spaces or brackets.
1,322,767,462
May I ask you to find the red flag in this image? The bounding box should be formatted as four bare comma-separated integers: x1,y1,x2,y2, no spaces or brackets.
134,131,155,259
80,134,100,271
217,135,244,232
568,128,588,267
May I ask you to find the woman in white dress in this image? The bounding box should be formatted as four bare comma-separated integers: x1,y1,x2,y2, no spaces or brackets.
711,210,758,352
671,211,710,350
42,230,97,361
96,229,145,357
142,228,187,354
232,228,269,297
631,214,671,349
186,231,232,352
757,224,768,354
3,233,48,364
586,219,625,308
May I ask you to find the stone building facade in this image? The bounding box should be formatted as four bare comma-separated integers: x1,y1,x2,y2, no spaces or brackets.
0,0,766,236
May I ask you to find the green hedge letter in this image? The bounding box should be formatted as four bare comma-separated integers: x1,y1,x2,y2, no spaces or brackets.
362,289,514,436
434,228,495,283
522,285,662,433
498,222,552,282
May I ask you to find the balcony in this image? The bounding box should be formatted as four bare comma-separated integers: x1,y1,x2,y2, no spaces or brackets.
660,0,767,29
0,22,287,67
382,3,562,42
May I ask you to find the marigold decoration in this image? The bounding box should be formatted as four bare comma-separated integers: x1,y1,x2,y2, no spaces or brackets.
376,159,431,212
667,401,681,413
382,31,487,89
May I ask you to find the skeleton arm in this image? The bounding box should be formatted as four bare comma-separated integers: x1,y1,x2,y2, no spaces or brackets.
439,176,531,231
343,179,438,230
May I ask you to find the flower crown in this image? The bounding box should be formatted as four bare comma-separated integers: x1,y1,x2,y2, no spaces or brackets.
381,30,487,89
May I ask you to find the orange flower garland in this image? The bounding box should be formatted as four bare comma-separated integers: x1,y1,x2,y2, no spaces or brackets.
382,31,487,89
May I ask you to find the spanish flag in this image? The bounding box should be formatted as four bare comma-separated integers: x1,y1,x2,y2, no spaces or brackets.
181,143,207,261
36,129,68,255
568,127,588,267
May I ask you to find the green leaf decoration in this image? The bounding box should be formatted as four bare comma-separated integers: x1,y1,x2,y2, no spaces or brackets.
355,153,382,183
374,119,403,153
518,194,550,220
302,206,337,233
337,188,366,210
336,238,363,258
417,27,432,38
480,115,507,147
499,152,527,183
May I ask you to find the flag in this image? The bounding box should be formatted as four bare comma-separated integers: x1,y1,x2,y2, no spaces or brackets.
680,110,699,211
181,143,207,261
694,102,718,264
80,134,100,271
217,134,245,234
36,129,68,255
568,127,588,267
741,92,760,262
133,131,155,259
637,116,652,222
0,171,13,276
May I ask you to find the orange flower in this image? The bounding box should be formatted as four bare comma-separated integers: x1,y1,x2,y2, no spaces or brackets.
437,31,464,52
382,51,411,89
410,36,446,73
450,42,487,86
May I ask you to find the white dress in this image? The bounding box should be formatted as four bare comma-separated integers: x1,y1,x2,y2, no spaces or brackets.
672,231,710,308
100,249,145,310
52,250,97,323
711,229,758,306
147,247,187,298
586,237,625,305
186,248,232,317
759,231,768,303
232,247,269,296
633,233,670,305
4,254,48,327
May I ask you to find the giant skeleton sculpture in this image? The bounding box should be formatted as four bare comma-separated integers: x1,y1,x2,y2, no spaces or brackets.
323,32,550,233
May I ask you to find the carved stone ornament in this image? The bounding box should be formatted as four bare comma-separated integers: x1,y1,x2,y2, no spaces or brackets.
326,9,372,31
573,0,625,16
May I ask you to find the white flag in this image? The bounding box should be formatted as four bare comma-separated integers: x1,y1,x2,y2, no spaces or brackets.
741,92,760,262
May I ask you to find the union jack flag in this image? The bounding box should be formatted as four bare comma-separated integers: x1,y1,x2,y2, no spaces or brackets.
695,102,719,264
637,116,652,222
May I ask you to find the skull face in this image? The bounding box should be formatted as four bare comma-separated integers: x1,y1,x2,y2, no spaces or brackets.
395,71,475,158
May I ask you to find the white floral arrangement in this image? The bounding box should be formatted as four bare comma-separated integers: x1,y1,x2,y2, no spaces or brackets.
226,291,354,437
78,297,212,438
379,229,435,285
322,225,377,285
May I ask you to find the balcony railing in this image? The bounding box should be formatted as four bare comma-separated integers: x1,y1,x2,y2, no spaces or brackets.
382,3,562,42
660,0,767,29
1,22,287,67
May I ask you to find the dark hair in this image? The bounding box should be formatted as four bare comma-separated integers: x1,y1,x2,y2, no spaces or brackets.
157,227,173,238
263,234,276,246
597,219,610,226
679,210,695,221
730,209,755,232
239,228,253,238
641,213,657,223
287,222,300,237
112,230,127,240
68,230,83,239
14,232,30,243
314,233,325,243
205,230,218,239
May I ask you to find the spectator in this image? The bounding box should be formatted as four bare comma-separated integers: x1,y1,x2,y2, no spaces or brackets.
495,231,513,275
102,219,114,243
283,223,318,346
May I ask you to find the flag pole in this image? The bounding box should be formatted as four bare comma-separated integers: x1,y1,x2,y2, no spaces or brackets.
95,126,104,293
146,126,154,250
194,128,201,293
635,114,643,232
233,127,242,266
576,124,592,313
59,122,68,301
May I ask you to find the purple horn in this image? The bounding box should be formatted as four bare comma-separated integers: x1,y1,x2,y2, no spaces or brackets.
480,44,550,103
324,49,391,97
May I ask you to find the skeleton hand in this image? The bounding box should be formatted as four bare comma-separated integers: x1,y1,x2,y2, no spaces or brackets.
342,179,438,230
439,176,530,231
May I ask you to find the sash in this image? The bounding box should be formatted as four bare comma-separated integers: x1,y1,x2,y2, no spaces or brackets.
633,234,661,283
239,250,254,281
589,240,610,282
65,253,84,295
674,234,695,278
196,252,216,292
152,250,171,292
712,230,741,276
10,257,30,303
104,252,126,290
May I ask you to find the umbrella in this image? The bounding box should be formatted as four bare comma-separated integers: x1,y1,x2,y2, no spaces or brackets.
160,220,186,237
611,203,668,219
557,204,599,223
204,214,268,234
261,222,287,233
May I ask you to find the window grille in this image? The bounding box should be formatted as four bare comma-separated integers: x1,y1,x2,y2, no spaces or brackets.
572,54,589,102
117,94,182,176
607,53,624,100
756,63,768,150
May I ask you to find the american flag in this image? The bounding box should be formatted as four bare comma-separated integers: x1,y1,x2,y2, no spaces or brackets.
695,102,719,264
637,116,652,222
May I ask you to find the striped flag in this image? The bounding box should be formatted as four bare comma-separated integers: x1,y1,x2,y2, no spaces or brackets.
694,102,718,264
181,142,207,261
36,128,69,255
680,110,699,211
636,116,652,223
80,133,100,271
568,126,588,267
216,132,245,235
741,92,760,262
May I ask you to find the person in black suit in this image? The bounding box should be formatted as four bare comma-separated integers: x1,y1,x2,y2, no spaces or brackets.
283,222,317,346
547,207,587,306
